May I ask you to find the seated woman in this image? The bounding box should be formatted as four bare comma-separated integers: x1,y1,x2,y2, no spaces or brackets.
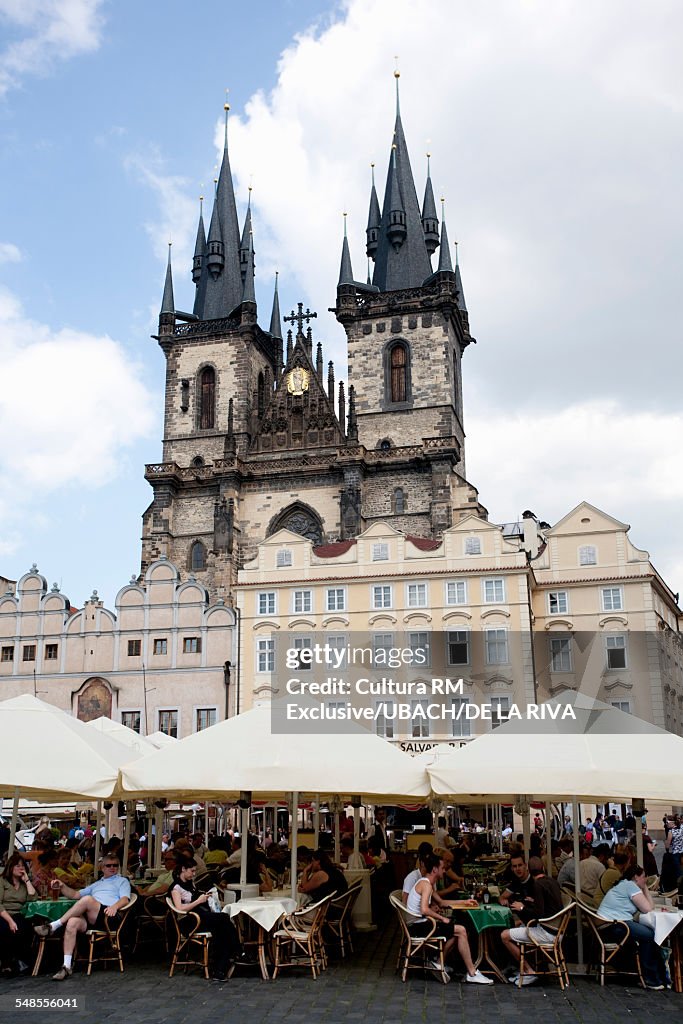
0,854,38,975
433,847,464,896
31,849,61,895
596,864,665,989
406,852,492,984
298,849,347,903
204,837,228,867
170,857,239,982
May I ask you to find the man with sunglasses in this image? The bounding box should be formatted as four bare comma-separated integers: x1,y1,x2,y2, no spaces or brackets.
34,856,131,980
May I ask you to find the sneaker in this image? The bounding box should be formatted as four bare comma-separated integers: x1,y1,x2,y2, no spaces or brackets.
520,974,538,986
52,966,73,981
34,924,51,938
508,973,520,985
645,983,664,991
466,970,494,985
427,960,452,973
210,973,229,983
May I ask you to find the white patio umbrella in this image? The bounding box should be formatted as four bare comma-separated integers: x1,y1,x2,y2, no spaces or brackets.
146,731,178,749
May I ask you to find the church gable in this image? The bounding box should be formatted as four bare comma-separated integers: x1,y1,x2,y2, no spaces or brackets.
249,328,345,454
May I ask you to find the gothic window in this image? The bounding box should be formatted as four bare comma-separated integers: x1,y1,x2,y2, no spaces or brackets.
269,503,323,545
257,371,265,418
192,456,204,467
390,343,408,403
190,540,206,571
393,487,406,514
198,367,215,430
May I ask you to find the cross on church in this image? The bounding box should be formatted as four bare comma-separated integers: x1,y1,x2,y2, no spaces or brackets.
284,302,317,336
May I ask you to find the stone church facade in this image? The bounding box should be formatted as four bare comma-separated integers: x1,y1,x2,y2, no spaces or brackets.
141,85,486,602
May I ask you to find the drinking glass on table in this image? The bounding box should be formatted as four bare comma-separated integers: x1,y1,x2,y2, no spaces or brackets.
50,879,62,900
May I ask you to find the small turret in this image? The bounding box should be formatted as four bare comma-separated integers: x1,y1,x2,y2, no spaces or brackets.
327,360,335,402
347,384,358,442
436,200,453,273
239,188,253,283
192,196,206,284
206,198,224,279
366,164,381,259
316,342,323,381
386,146,406,251
158,243,175,346
422,154,439,255
338,213,354,285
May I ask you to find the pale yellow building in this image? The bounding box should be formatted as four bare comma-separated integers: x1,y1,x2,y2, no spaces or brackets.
0,559,235,738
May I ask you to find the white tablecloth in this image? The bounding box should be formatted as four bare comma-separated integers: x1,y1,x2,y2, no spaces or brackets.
224,896,296,932
224,882,260,898
638,910,683,945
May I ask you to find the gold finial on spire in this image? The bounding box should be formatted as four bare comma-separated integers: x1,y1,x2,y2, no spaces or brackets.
224,87,230,112
394,55,400,78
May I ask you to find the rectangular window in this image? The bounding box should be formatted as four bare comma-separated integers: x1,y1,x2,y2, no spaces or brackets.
371,542,389,561
602,587,623,612
373,633,394,663
22,645,36,662
326,634,347,669
579,545,597,565
446,580,467,605
485,628,508,664
127,639,141,657
183,637,201,654
375,700,395,739
408,631,431,668
292,636,312,670
465,537,481,555
610,700,631,714
276,550,292,568
326,588,345,612
257,638,275,673
153,638,167,656
293,590,312,614
483,578,505,603
158,710,178,738
407,583,427,607
196,708,217,731
606,635,627,670
548,591,568,615
411,700,430,739
447,630,469,666
121,711,141,733
1,646,13,663
258,592,276,616
372,585,392,609
549,637,572,672
44,643,58,661
451,698,472,739
490,696,511,729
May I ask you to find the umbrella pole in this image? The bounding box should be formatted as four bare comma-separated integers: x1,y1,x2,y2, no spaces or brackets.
545,801,553,876
498,804,504,853
94,801,102,867
353,804,360,858
7,787,20,854
239,807,248,886
572,797,584,964
154,807,164,869
205,803,210,842
290,792,299,900
634,806,644,869
122,802,132,878
522,805,531,857
334,810,341,863
313,795,320,845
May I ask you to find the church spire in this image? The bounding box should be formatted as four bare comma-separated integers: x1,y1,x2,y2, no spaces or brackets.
422,154,439,255
372,71,432,291
239,187,253,283
241,227,256,306
338,213,354,285
454,241,468,313
192,196,208,318
203,101,243,319
436,199,453,273
366,164,381,260
160,242,175,315
269,271,282,339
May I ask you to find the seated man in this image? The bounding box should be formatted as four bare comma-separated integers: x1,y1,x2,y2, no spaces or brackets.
144,851,178,895
405,853,492,984
34,855,131,981
501,856,564,985
401,841,433,905
557,843,605,901
499,849,534,908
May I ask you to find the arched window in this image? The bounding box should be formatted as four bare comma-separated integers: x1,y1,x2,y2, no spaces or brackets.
192,455,204,468
199,367,215,430
393,488,405,514
390,343,408,403
190,540,206,571
257,371,265,418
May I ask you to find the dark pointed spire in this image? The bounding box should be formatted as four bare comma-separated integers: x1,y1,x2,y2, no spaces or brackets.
286,329,293,362
366,164,381,259
367,258,372,285
203,101,243,318
372,71,433,291
160,243,175,314
437,199,453,273
239,188,253,282
338,213,354,284
327,360,335,402
454,241,468,313
316,341,323,380
241,228,256,305
338,381,346,434
347,384,358,442
192,196,206,284
269,272,282,339
422,154,439,255
225,397,236,454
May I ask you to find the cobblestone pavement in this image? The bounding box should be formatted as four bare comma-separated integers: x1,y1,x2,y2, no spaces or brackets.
1,918,679,1023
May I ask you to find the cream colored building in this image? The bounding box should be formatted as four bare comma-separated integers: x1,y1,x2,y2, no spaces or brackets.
0,559,235,738
236,503,683,747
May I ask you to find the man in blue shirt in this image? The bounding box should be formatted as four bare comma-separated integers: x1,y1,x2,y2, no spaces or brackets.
34,855,131,980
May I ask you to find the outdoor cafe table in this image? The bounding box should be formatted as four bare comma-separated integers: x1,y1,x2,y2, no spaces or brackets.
22,898,76,923
224,893,296,979
455,903,513,983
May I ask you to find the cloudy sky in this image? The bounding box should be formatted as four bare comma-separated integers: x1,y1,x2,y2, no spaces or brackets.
1,0,682,607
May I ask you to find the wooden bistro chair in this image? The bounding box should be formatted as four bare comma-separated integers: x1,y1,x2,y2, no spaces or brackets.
389,890,449,985
133,893,170,954
272,892,335,979
516,902,574,990
325,882,363,958
83,894,138,975
165,897,225,980
577,899,644,987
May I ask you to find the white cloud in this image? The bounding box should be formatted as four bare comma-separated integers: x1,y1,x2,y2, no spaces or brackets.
0,285,156,553
0,0,104,97
0,241,21,263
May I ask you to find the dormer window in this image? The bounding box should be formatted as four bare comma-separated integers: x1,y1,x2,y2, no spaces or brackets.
276,550,292,568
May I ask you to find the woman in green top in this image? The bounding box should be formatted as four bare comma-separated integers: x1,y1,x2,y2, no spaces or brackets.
0,853,37,974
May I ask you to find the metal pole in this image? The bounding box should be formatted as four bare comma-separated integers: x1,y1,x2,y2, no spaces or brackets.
290,792,299,900
313,795,320,845
634,806,644,869
122,802,133,878
334,810,341,863
572,797,584,963
94,801,102,867
239,807,248,886
545,801,553,876
7,788,20,854
154,807,164,869
353,805,360,857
